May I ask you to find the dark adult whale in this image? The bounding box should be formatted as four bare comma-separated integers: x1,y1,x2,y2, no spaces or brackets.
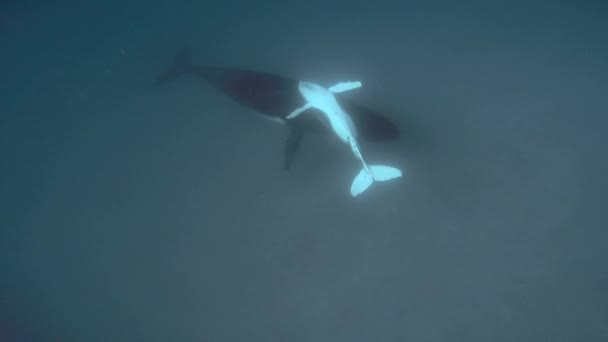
155,48,400,170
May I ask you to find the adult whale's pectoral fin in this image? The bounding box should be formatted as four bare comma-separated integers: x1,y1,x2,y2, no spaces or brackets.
286,103,312,119
329,81,362,93
284,130,304,171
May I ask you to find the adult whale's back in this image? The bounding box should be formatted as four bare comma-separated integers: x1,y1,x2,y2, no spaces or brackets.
157,51,300,117
155,48,400,169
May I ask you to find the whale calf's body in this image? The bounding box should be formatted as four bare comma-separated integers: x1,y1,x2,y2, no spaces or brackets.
287,81,403,198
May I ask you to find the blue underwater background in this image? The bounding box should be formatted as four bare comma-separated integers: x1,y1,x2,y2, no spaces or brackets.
1,1,607,341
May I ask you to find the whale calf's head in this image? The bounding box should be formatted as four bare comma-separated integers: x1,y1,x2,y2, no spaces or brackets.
298,81,334,107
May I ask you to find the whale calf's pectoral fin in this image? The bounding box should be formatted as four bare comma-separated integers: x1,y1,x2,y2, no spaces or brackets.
287,103,312,119
284,129,304,171
329,81,362,93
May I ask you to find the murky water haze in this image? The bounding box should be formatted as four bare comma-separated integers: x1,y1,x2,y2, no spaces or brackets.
1,1,606,341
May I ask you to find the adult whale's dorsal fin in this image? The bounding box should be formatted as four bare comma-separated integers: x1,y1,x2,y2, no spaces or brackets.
284,129,304,171
286,103,312,119
329,81,362,93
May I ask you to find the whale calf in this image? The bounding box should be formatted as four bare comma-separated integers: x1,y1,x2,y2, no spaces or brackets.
287,81,403,197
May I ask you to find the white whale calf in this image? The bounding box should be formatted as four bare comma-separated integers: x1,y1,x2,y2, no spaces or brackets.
287,80,402,198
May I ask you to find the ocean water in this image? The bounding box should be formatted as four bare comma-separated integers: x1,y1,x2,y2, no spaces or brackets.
1,1,607,341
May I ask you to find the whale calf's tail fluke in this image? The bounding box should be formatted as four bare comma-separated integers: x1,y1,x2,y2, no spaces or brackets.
154,47,193,86
350,165,403,198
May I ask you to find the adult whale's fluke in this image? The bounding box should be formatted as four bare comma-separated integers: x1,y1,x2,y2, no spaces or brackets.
155,47,193,86
155,48,400,170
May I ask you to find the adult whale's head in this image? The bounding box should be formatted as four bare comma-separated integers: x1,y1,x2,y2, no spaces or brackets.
294,81,399,141
338,100,400,141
